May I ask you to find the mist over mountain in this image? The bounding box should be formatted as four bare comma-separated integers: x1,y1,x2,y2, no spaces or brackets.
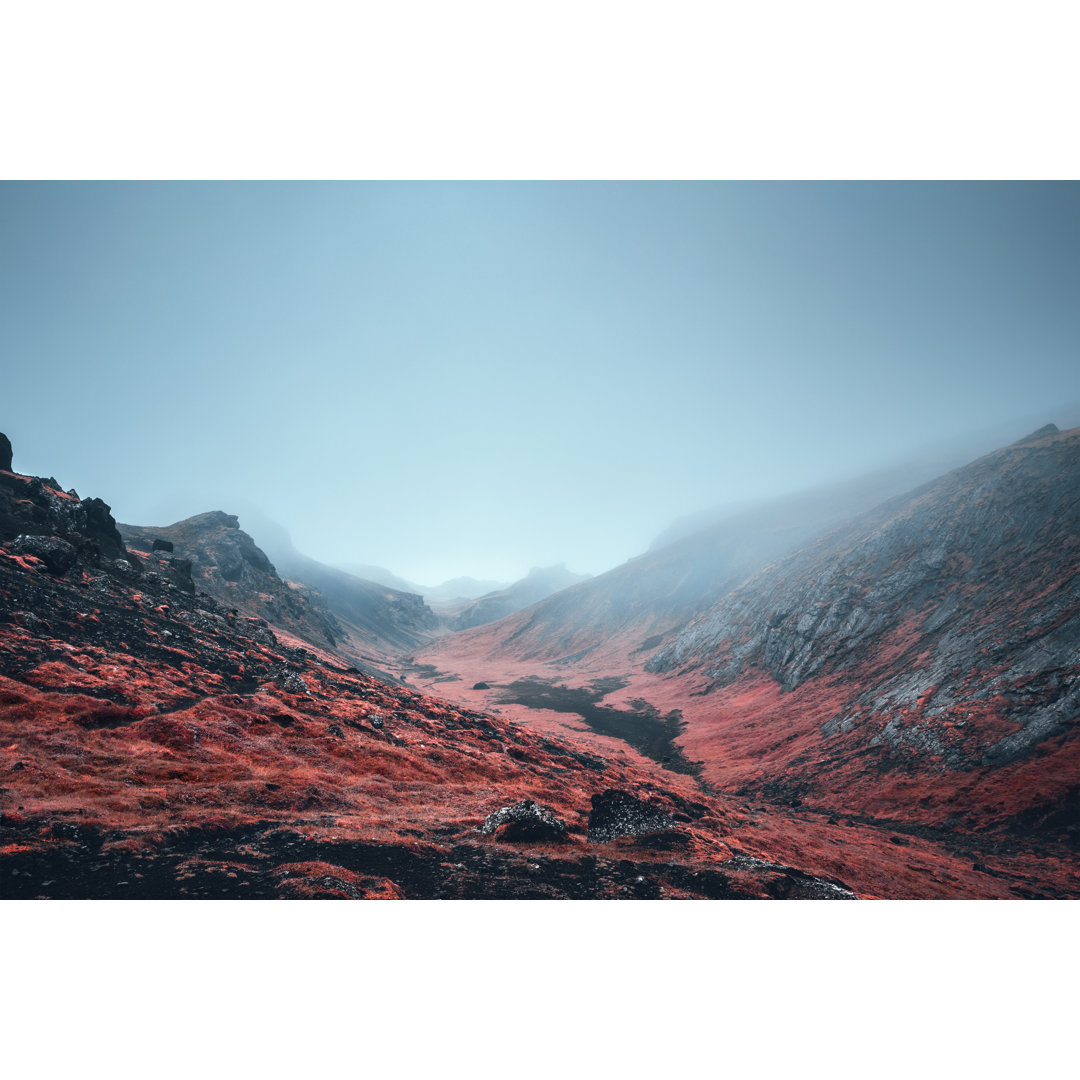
2,180,1079,900
333,564,426,594
650,405,1080,552
418,577,511,605
5,182,1078,586
448,564,592,631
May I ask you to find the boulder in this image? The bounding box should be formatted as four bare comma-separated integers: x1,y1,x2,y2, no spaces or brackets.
0,432,11,472
587,789,675,843
481,799,568,842
10,534,77,574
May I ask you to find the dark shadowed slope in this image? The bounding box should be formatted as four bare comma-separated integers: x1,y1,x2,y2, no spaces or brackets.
120,515,344,653
258,547,437,653
121,517,437,662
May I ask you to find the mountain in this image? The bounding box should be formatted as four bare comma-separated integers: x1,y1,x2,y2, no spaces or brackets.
121,515,438,666
644,423,1080,826
237,524,438,656
0,432,870,899
409,425,1080,896
420,463,956,674
119,513,344,653
449,564,593,631
4,428,1078,898
421,576,510,606
272,551,437,655
647,412,1080,552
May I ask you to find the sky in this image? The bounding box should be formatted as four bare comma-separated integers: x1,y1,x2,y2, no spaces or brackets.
1,181,1078,584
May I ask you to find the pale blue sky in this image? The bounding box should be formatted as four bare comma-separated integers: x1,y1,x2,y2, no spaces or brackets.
2,182,1077,582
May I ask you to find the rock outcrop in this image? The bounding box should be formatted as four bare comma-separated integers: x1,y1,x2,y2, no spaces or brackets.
481,799,569,842
587,789,676,843
120,513,343,651
0,433,134,575
648,425,1080,777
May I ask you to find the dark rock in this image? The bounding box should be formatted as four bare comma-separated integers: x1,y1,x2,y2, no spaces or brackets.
481,799,569,842
117,514,342,649
472,681,490,690
328,724,345,739
587,789,676,843
10,534,77,574
272,669,308,695
0,432,11,472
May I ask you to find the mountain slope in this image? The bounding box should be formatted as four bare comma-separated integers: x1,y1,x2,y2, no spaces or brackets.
418,457,966,676
225,514,439,656
260,546,437,654
641,424,1080,828
120,514,344,653
449,564,591,631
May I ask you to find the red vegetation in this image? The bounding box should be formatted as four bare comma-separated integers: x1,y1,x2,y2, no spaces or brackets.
0,524,861,899
5,428,1078,898
412,430,1080,898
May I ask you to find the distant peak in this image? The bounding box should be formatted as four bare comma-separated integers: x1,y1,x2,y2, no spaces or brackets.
1011,423,1059,446
0,432,11,472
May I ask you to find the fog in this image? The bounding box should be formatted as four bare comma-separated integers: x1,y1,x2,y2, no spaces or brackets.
2,182,1078,584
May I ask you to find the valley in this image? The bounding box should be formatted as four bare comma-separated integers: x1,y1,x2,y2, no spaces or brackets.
2,425,1078,898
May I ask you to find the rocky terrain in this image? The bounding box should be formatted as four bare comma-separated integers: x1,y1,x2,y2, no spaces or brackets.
120,514,345,653
1,434,876,899
412,426,1080,897
423,460,982,676
4,427,1077,898
642,424,1080,822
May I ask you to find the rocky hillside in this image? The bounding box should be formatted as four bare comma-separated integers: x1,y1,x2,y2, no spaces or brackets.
645,424,1080,825
120,514,344,653
425,467,936,671
409,425,1080,893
